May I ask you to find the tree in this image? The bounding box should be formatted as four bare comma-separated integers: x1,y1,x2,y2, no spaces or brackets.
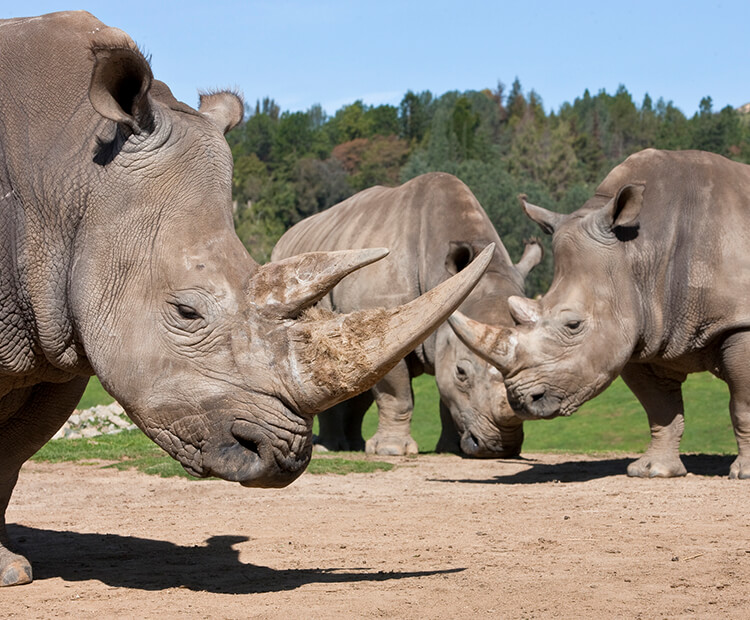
365,104,400,137
451,96,481,161
399,90,433,143
293,157,352,222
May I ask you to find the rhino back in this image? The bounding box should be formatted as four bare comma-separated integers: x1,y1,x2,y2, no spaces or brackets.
273,172,523,321
597,149,750,360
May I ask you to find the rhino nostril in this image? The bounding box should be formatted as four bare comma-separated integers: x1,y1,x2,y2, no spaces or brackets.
530,390,546,403
460,431,481,456
233,434,261,458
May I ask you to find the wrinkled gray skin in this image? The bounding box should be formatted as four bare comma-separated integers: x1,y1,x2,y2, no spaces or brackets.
450,149,750,479
273,173,541,457
0,12,493,586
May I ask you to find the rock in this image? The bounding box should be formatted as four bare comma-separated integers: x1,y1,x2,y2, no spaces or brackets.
51,402,136,440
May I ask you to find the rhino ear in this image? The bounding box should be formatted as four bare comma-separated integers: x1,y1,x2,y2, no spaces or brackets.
89,46,154,134
519,194,565,235
610,184,644,228
199,92,244,134
515,239,544,280
445,241,476,276
596,183,644,240
250,248,389,318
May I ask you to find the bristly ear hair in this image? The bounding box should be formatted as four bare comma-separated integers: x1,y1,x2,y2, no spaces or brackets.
198,90,245,134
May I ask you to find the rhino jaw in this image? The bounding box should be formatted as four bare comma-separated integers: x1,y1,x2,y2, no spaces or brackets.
142,397,314,487
459,421,524,458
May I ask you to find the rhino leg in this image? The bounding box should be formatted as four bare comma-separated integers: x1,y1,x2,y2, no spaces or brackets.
620,364,687,478
365,360,418,456
314,391,372,452
717,332,750,479
0,378,88,586
435,399,461,454
1,470,32,586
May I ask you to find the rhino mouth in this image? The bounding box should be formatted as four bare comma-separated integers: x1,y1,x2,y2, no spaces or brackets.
227,419,313,488
459,424,524,458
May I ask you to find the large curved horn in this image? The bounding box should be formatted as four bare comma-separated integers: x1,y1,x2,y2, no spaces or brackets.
448,311,517,375
251,248,389,318
287,244,495,413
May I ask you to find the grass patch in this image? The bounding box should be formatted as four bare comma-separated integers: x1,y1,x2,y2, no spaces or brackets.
330,371,736,455
32,429,195,479
36,381,395,478
76,376,114,410
307,456,394,475
33,430,394,478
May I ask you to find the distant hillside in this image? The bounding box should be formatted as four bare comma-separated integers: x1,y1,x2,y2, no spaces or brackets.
739,102,750,114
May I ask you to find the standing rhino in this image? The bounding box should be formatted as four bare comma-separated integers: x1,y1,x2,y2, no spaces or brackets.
450,149,750,478
272,173,541,457
0,12,492,586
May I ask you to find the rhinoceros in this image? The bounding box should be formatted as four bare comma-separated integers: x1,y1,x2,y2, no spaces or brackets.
449,148,750,479
0,12,493,586
272,172,542,457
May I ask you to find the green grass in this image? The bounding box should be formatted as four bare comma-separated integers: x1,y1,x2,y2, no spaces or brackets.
345,372,736,455
32,377,395,477
39,371,734,479
307,456,394,475
75,376,114,410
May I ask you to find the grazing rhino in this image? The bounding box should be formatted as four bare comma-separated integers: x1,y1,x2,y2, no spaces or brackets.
449,148,750,478
0,12,493,586
272,172,542,457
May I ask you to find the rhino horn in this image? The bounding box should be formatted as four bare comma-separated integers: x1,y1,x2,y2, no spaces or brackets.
287,244,495,413
251,248,390,318
448,311,517,375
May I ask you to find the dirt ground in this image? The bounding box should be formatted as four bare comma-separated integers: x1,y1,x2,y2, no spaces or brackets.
4,453,749,619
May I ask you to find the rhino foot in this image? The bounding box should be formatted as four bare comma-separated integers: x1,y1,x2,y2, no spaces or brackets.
365,433,418,456
729,455,750,479
0,552,33,587
627,454,687,478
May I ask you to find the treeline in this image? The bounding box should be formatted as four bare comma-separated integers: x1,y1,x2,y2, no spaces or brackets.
227,79,750,295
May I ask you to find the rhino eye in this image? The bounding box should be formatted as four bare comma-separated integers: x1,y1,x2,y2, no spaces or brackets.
455,362,470,383
176,304,203,321
565,319,582,332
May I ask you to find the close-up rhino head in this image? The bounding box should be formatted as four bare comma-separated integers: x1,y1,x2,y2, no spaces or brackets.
0,11,492,490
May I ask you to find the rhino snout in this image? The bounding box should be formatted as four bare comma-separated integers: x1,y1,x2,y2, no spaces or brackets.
190,416,312,488
459,424,524,458
230,420,312,488
507,385,563,420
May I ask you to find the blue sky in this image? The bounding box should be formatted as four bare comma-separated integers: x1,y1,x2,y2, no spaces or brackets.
6,1,749,118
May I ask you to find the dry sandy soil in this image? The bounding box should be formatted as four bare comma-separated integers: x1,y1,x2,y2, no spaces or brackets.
4,453,749,618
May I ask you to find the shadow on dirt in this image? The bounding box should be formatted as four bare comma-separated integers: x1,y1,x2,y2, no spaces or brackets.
7,526,464,593
434,453,736,484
